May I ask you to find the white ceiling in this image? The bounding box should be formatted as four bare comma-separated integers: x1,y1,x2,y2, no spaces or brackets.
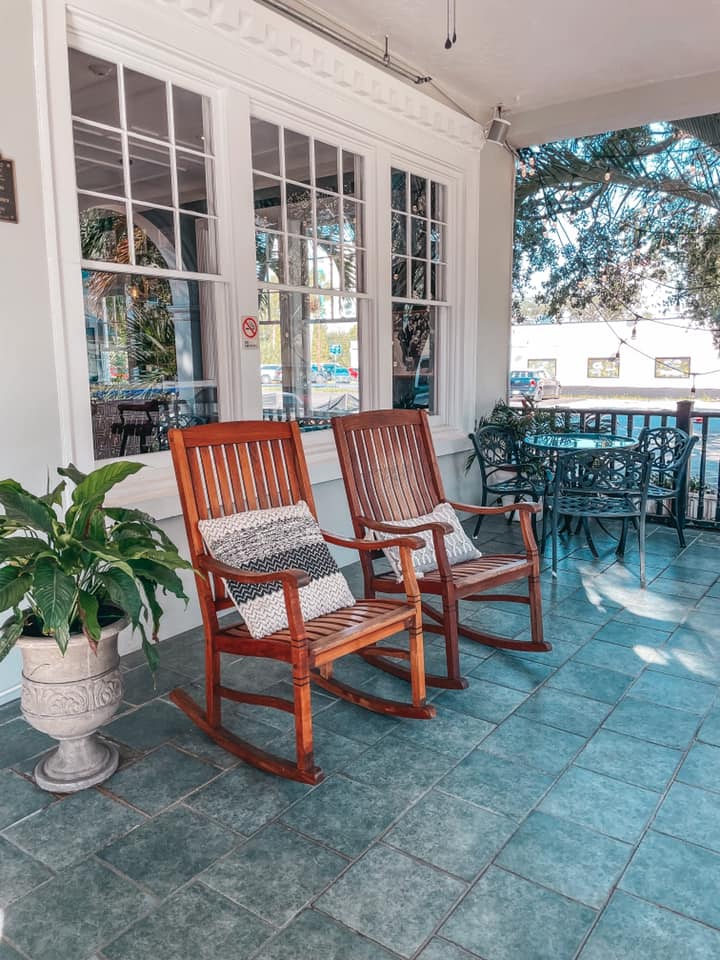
274,0,720,141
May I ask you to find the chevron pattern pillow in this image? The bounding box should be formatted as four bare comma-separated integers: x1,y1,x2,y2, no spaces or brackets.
372,501,481,580
198,501,355,639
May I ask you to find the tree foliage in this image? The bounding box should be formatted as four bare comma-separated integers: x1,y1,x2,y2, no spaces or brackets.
513,113,720,347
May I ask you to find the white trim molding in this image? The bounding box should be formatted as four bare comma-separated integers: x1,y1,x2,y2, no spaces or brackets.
68,0,483,150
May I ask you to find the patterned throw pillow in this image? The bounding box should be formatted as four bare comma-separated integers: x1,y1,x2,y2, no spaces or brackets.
371,502,481,580
198,501,356,639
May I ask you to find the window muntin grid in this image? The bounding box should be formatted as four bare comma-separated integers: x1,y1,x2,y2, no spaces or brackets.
390,167,447,303
251,117,366,294
69,48,219,276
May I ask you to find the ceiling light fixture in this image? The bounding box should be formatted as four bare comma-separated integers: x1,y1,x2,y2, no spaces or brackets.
485,106,511,146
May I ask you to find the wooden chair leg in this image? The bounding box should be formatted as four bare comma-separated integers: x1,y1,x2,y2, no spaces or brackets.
291,643,315,776
443,598,464,685
408,612,427,708
206,641,221,728
528,570,546,649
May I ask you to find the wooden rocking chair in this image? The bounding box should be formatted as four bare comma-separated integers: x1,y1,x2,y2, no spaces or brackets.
332,410,550,691
168,420,434,785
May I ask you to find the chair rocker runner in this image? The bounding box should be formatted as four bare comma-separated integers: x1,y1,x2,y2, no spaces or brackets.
332,410,549,691
168,420,434,786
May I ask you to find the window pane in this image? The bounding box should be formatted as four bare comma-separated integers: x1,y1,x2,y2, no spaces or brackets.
128,136,173,206
254,174,283,231
430,262,446,301
411,217,427,257
256,231,285,283
173,85,210,152
343,199,363,247
315,140,339,193
316,192,340,242
133,204,177,270
84,271,219,458
286,184,313,235
431,181,446,221
392,257,408,298
78,202,128,263
411,175,427,216
285,129,311,184
411,259,426,299
430,221,444,261
68,49,120,127
287,235,314,287
180,213,217,273
176,150,213,214
316,243,341,289
343,248,363,293
124,69,168,141
391,213,407,255
259,291,360,430
73,122,125,196
391,168,406,211
342,151,363,198
392,304,436,413
251,118,281,175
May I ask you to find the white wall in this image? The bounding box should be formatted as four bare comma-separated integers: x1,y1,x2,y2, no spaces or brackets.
0,0,62,703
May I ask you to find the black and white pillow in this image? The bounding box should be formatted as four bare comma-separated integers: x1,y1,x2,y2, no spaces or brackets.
198,501,355,639
371,501,481,580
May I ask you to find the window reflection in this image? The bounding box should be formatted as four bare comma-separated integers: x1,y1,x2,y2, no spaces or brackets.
84,271,218,458
392,304,437,413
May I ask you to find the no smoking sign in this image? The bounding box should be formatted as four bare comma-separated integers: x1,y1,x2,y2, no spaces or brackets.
242,315,259,349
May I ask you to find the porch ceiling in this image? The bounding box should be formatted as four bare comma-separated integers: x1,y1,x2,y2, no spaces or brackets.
266,0,720,142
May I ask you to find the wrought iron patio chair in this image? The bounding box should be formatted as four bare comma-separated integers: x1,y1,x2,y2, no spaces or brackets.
546,448,651,584
332,409,549,691
637,426,697,547
168,420,435,785
468,425,547,541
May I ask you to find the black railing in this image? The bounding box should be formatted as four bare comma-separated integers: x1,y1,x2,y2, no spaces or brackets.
547,400,720,529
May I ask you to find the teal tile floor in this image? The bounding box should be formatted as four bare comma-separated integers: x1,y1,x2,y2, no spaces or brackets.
2,517,720,958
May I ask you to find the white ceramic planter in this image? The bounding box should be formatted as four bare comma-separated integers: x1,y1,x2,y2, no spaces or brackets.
18,618,127,793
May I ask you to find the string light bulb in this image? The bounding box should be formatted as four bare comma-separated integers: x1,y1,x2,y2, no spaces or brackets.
631,323,638,340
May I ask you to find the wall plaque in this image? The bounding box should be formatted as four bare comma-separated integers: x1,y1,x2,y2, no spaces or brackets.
0,158,18,223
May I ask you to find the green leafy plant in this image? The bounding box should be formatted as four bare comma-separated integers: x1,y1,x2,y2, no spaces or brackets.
0,461,191,670
465,398,573,472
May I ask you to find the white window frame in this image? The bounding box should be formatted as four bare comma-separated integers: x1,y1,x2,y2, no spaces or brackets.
38,0,478,512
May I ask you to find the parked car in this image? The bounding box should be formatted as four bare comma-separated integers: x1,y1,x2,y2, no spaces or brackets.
509,369,561,401
260,363,282,385
321,363,351,384
310,363,328,384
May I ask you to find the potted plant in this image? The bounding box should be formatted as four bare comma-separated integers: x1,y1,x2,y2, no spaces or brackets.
0,461,191,792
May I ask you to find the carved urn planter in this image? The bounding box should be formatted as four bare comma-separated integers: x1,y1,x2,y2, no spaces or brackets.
18,618,127,793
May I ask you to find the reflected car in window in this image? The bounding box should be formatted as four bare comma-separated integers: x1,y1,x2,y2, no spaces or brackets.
321,363,351,384
261,363,282,384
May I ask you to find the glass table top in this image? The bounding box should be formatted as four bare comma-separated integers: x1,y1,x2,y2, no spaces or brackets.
523,432,637,452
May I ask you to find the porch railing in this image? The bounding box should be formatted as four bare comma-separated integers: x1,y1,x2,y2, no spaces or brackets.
545,400,720,529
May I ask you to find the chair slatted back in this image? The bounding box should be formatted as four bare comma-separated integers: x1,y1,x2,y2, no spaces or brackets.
332,410,446,534
169,421,316,610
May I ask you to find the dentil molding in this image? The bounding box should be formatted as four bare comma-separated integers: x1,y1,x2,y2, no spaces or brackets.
150,0,482,148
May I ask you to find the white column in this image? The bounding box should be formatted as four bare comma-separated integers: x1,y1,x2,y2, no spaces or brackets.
475,142,516,417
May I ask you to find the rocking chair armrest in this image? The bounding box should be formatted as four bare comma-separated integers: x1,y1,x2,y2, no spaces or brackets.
449,500,542,517
357,515,454,536
197,554,311,589
321,530,425,553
